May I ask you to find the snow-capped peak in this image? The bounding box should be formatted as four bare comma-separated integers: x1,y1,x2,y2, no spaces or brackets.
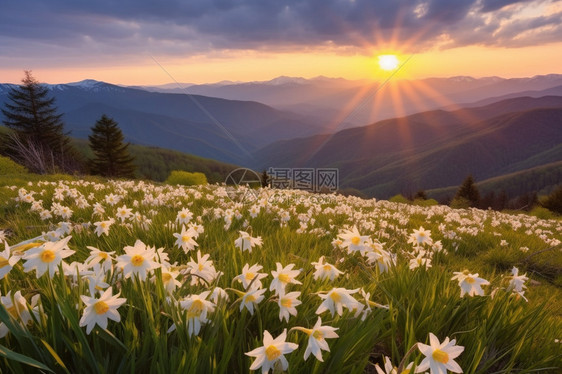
66,79,103,88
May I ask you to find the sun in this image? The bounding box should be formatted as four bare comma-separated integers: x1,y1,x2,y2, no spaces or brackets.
378,54,400,71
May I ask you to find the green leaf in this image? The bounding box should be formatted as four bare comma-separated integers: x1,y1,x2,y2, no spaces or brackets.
0,344,54,372
97,328,128,352
41,339,70,373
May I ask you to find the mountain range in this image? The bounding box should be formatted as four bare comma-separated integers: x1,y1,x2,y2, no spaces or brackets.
253,96,562,198
1,75,561,199
0,80,322,165
138,74,562,128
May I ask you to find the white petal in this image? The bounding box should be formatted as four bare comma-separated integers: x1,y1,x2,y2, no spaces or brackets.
418,343,433,356
416,357,430,372
246,347,265,358
263,330,274,346
429,332,440,348
249,355,264,371
445,359,463,373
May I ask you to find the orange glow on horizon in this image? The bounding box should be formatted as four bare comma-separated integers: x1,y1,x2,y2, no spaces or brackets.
1,40,561,86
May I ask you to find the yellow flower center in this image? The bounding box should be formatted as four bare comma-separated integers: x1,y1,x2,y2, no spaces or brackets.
312,330,323,340
280,297,292,307
101,222,107,228
465,276,475,284
265,345,281,361
402,369,411,374
245,294,256,303
198,263,204,271
323,264,332,271
432,349,449,363
187,299,204,319
0,256,9,268
162,273,172,283
278,273,291,283
41,250,56,263
6,305,19,318
182,235,190,243
330,291,341,303
181,213,187,218
131,255,144,267
351,236,361,245
99,252,108,260
245,272,255,280
94,301,109,315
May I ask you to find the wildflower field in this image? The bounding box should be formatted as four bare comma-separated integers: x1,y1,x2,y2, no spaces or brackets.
0,176,561,373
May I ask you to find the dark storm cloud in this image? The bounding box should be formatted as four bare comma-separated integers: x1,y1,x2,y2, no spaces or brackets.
0,0,560,65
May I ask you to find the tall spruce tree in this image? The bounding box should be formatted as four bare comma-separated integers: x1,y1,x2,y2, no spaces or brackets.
88,115,136,178
1,71,77,173
454,175,481,207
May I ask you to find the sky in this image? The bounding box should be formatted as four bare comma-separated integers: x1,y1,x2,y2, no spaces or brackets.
1,0,562,85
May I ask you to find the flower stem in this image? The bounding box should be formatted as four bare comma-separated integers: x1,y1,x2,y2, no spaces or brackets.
397,343,418,374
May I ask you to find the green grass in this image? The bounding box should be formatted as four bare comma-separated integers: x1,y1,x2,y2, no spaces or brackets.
0,175,561,373
0,156,27,175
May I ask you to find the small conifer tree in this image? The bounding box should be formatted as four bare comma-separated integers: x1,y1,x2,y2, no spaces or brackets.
88,114,136,178
260,169,270,188
453,175,480,207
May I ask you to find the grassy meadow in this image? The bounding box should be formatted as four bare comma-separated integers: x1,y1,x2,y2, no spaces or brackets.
0,176,561,373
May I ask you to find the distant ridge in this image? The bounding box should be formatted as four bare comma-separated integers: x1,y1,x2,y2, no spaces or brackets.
253,96,562,198
0,80,322,165
136,74,562,128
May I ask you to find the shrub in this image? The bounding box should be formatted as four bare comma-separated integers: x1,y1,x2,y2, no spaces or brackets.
337,188,366,198
413,198,439,207
165,170,208,186
529,206,555,219
0,155,27,175
389,194,410,204
450,196,471,209
540,185,562,215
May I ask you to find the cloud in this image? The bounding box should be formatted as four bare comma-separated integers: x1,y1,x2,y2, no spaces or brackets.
479,0,534,12
0,0,561,66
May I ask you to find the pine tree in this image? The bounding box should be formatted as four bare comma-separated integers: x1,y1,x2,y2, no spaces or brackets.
260,169,270,188
414,190,427,200
88,114,136,178
1,71,78,173
454,175,480,207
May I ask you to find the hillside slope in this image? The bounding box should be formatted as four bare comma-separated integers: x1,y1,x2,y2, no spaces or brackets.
0,81,320,165
254,96,562,198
